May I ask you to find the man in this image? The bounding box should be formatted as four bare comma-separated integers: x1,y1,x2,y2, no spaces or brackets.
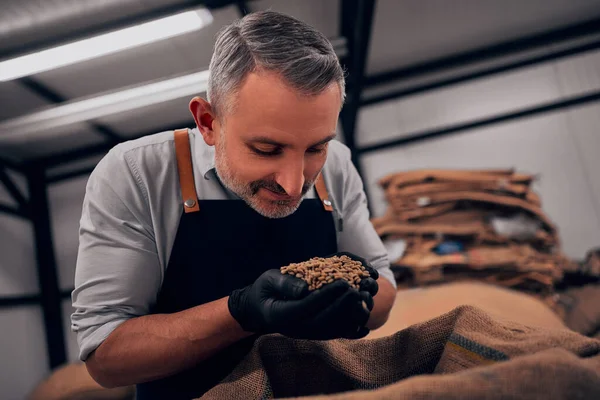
72,10,397,400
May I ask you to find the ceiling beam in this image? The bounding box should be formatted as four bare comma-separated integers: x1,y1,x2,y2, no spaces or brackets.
0,1,236,61
0,294,40,308
365,16,600,88
46,165,97,184
0,155,24,173
35,120,197,168
2,71,209,137
18,77,123,143
0,202,28,218
362,36,600,106
0,290,72,308
0,167,28,210
358,90,600,154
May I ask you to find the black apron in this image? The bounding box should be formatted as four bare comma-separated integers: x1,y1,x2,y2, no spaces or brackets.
135,129,339,399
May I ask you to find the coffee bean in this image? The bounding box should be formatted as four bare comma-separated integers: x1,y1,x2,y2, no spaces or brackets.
281,255,371,291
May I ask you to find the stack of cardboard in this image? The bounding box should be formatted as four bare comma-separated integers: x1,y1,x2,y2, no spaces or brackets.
371,169,576,299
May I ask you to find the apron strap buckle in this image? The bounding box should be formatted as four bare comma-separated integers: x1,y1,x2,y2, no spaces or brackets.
315,174,334,212
174,129,200,213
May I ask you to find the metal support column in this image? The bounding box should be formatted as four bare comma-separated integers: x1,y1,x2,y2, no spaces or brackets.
339,0,376,204
236,1,250,16
26,165,66,369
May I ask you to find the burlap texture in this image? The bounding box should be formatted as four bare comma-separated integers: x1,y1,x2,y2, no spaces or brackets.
387,191,555,231
378,169,533,189
199,305,600,399
365,283,566,340
371,169,582,306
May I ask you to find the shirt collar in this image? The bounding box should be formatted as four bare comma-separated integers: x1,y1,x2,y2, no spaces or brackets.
191,127,216,179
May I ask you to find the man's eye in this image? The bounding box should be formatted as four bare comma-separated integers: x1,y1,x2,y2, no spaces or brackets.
307,146,326,154
252,147,281,156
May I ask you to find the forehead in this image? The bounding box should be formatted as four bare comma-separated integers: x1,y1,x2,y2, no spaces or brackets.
223,71,342,141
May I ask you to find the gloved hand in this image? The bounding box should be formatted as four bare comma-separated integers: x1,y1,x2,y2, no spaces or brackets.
326,251,379,311
228,269,370,340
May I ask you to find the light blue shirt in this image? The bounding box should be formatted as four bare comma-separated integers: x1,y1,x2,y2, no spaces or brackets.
72,128,395,361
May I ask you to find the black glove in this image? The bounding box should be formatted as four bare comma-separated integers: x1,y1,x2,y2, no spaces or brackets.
228,269,370,340
326,252,379,311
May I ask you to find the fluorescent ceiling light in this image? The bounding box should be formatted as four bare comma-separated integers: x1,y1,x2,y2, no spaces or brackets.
0,70,210,136
0,9,213,81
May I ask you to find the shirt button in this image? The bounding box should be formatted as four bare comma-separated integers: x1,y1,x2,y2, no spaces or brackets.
184,199,196,208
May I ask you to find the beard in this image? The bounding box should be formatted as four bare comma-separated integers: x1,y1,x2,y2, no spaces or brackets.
214,136,316,219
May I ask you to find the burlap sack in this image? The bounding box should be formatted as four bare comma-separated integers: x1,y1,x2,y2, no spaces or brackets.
288,349,600,400
378,169,533,190
373,210,557,249
366,283,566,340
372,168,577,298
385,180,530,198
199,305,600,400
388,191,555,231
388,203,456,222
391,244,565,296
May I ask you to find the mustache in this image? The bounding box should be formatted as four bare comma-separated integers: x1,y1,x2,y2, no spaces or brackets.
250,179,314,197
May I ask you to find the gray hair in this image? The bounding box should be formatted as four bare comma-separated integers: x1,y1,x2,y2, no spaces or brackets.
207,10,346,118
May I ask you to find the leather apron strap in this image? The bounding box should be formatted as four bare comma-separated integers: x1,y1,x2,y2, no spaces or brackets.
174,129,200,213
315,174,333,212
173,128,333,213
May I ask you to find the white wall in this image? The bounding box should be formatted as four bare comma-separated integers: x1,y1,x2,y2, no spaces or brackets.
0,306,50,400
0,171,88,399
0,170,51,400
49,176,90,363
359,48,600,259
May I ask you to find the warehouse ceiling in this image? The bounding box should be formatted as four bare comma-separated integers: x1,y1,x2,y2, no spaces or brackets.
1,0,600,171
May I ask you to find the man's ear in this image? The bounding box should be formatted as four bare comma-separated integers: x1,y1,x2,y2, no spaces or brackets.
189,96,217,146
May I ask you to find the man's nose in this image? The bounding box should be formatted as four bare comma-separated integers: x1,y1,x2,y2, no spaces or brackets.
276,159,305,198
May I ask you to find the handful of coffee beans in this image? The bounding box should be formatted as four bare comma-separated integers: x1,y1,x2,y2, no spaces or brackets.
281,255,370,291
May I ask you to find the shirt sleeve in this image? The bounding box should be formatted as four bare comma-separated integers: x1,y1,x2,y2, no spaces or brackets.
335,147,397,289
71,148,163,361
